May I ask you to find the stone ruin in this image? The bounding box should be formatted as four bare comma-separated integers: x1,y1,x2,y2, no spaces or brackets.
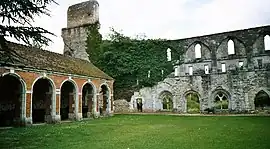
126,25,270,114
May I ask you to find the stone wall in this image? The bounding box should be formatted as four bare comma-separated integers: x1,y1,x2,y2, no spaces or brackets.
130,25,270,113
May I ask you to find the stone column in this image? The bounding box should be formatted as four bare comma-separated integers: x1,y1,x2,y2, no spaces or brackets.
76,94,82,120
68,93,76,120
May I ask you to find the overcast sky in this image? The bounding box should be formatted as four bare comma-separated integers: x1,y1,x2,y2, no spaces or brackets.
29,0,270,53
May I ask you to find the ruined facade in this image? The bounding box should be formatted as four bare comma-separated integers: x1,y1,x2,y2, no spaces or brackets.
130,25,270,113
61,0,99,61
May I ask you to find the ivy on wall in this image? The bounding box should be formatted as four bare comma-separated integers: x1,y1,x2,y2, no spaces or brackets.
86,25,183,101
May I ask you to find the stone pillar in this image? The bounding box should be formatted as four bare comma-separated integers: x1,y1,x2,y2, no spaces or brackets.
44,92,59,124
77,94,82,120
68,93,76,120
94,94,100,117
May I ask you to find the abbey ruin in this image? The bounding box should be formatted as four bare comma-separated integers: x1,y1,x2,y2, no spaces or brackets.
130,25,270,113
59,0,270,114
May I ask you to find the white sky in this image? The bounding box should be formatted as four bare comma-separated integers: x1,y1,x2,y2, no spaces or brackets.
19,0,270,53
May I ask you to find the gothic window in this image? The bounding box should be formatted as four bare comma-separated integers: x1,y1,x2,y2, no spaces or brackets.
228,39,235,55
189,66,193,75
214,92,228,109
221,63,226,72
167,48,172,61
159,92,173,110
264,35,270,51
186,92,200,113
204,65,209,74
239,61,244,67
254,90,270,110
195,44,201,58
175,66,179,77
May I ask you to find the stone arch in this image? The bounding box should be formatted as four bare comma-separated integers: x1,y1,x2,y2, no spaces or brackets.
158,91,173,110
31,76,56,123
184,41,211,63
99,83,111,115
211,89,231,110
228,39,235,55
216,37,246,59
184,90,201,113
247,87,270,110
0,73,26,127
254,90,270,110
166,48,172,61
264,35,270,51
60,79,78,120
195,43,202,58
81,81,96,118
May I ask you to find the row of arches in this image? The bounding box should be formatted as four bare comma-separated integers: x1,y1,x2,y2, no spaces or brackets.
0,73,111,127
157,89,270,113
178,34,270,61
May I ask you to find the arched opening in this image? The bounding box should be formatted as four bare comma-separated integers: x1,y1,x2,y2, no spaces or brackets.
254,90,270,110
32,78,54,123
186,92,200,113
264,35,270,51
60,81,76,120
136,98,143,112
167,48,172,61
100,85,109,114
159,91,173,110
228,39,235,55
82,83,94,118
0,75,24,127
195,44,201,58
214,91,229,110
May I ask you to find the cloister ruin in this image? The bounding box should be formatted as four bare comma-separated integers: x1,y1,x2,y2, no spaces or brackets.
130,25,270,113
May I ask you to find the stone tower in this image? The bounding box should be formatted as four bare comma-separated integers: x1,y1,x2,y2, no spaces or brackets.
61,0,99,61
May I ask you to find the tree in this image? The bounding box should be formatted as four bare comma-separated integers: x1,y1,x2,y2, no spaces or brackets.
0,0,58,62
85,21,102,64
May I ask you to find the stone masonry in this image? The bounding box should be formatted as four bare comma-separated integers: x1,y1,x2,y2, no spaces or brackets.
130,25,270,113
61,0,99,61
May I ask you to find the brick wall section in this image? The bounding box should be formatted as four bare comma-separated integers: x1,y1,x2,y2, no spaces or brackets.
56,95,60,115
26,93,31,117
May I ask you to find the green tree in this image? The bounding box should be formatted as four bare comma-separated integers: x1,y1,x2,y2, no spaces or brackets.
0,0,57,61
85,21,102,64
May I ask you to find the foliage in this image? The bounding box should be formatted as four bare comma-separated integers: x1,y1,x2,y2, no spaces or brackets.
1,115,270,149
86,27,182,100
0,0,57,62
85,21,102,63
162,94,173,110
214,100,228,109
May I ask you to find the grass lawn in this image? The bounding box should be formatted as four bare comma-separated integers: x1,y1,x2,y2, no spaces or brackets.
0,114,270,149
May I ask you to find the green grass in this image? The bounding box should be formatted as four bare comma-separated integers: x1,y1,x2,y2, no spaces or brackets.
1,115,270,149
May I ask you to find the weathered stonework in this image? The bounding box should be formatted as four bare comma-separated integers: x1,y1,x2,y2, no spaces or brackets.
130,25,270,113
61,0,99,61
